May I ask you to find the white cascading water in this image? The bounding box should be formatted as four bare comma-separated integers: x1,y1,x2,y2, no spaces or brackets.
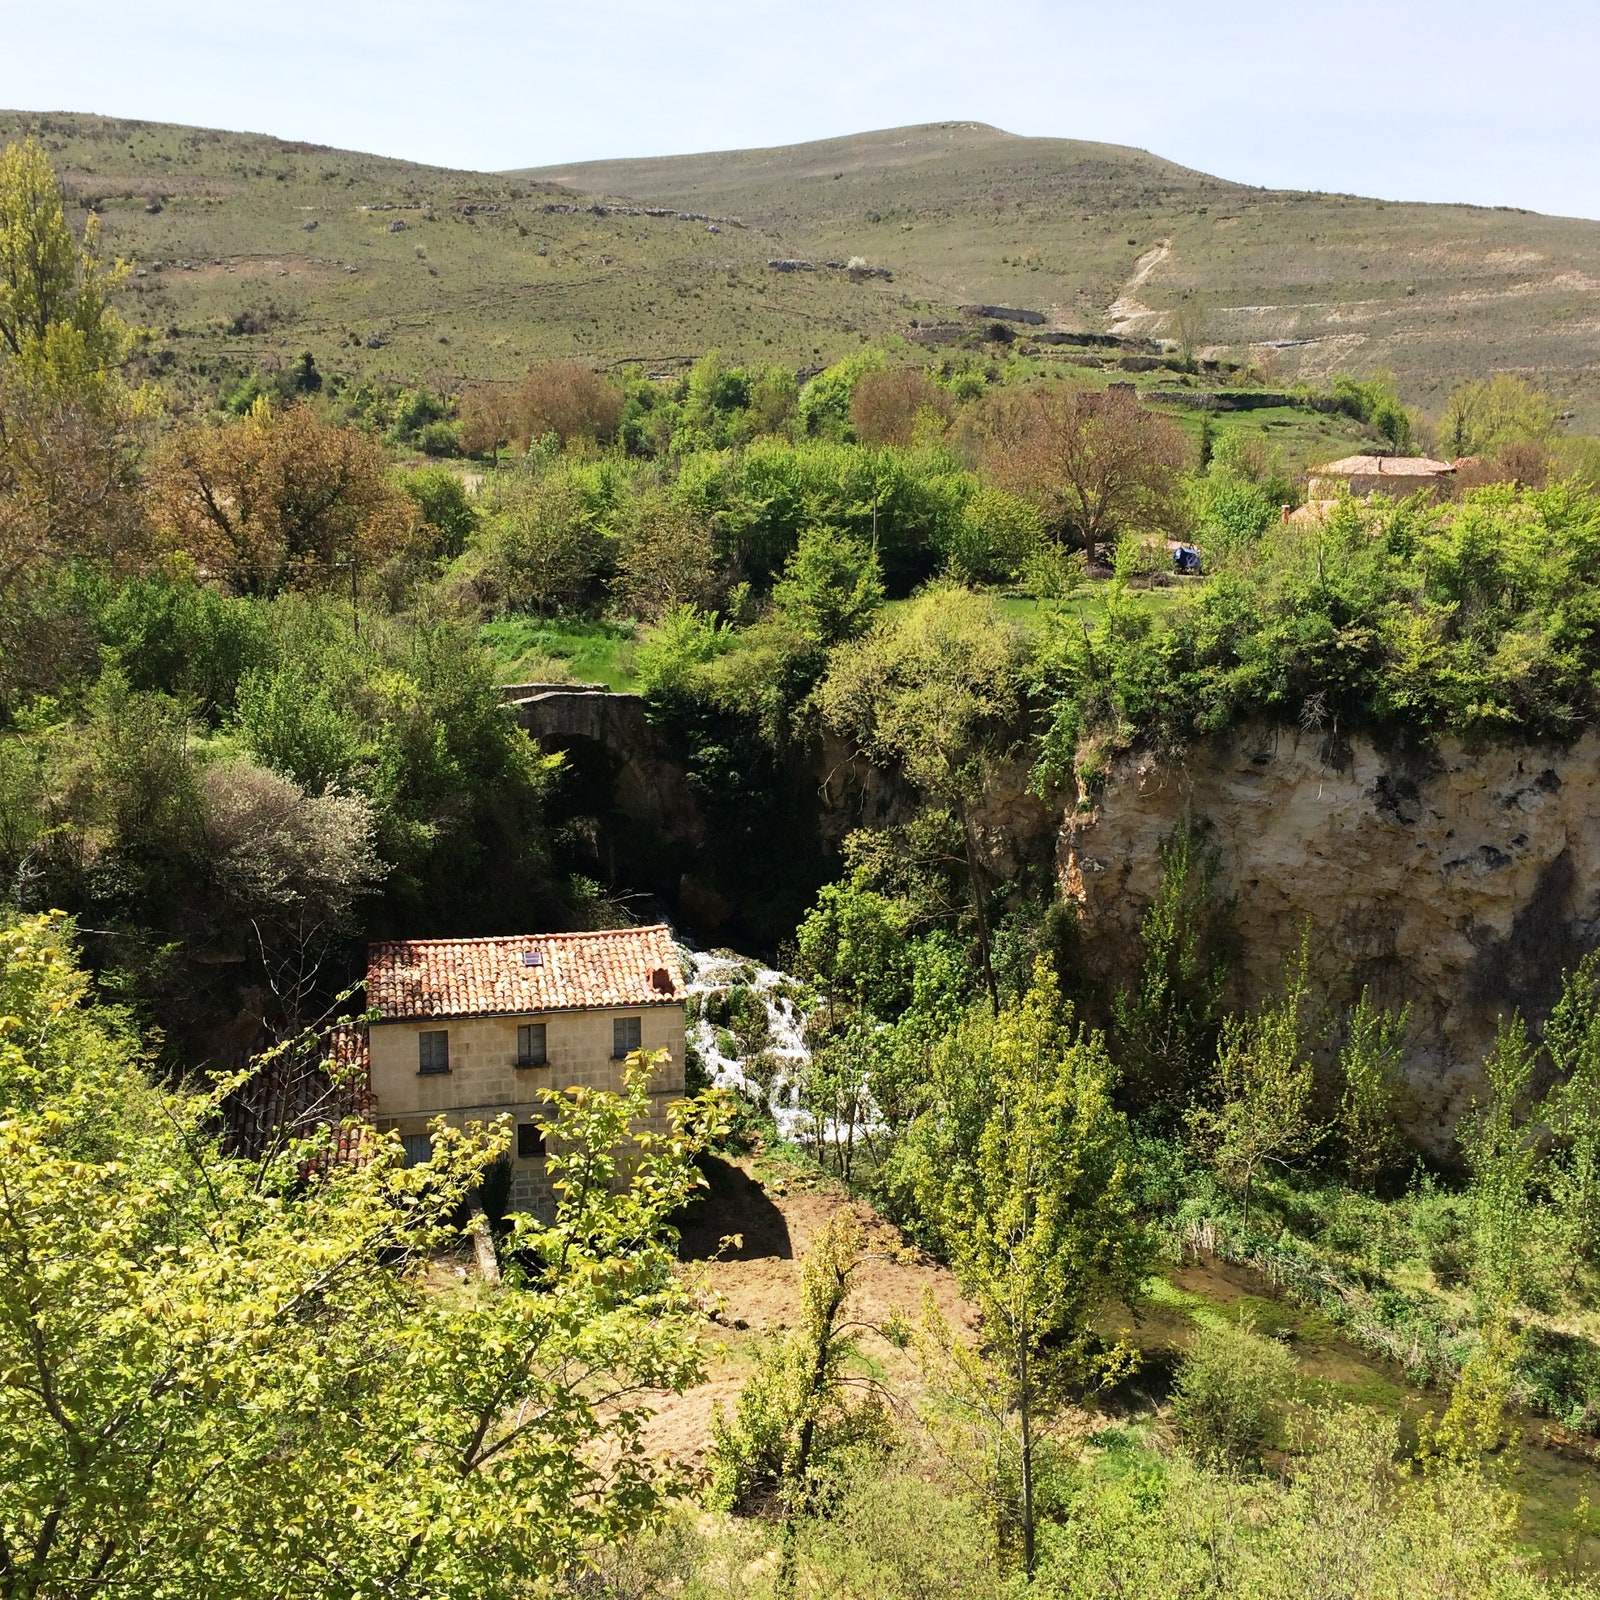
679,946,813,1140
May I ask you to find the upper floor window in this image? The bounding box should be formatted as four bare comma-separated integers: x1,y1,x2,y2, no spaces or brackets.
418,1030,450,1074
517,1022,547,1067
612,1016,642,1059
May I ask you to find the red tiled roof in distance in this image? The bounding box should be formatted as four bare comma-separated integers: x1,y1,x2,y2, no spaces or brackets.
366,925,687,1021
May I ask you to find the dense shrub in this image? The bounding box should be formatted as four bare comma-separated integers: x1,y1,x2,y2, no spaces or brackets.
1171,1318,1298,1468
87,569,275,721
849,368,953,447
398,465,477,559
1035,482,1600,788
509,362,624,450
478,470,613,616
798,349,885,440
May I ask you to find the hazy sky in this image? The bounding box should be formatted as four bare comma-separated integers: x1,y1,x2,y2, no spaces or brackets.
7,0,1599,218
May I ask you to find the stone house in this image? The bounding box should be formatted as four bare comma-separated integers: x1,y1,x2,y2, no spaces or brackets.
1305,454,1457,500
364,925,687,1212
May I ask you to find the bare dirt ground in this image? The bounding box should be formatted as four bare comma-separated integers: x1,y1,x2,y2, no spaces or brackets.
641,1156,976,1470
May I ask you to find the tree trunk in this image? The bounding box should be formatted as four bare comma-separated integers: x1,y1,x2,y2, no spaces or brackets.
1019,1346,1036,1579
467,1197,501,1284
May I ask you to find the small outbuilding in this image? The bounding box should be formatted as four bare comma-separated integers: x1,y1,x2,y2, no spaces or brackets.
1306,455,1456,500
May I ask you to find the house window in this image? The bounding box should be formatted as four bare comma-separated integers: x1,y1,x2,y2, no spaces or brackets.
517,1122,546,1160
418,1030,450,1074
516,1022,547,1067
612,1016,642,1058
401,1133,433,1167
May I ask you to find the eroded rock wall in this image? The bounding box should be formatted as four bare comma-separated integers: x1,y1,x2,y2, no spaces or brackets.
1061,728,1600,1153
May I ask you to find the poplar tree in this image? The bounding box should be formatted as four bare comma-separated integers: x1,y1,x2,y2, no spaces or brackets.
1190,933,1320,1229
1541,950,1600,1287
909,959,1149,1576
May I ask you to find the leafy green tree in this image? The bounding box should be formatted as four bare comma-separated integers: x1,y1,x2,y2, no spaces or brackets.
1441,375,1556,460
945,484,1043,586
1111,822,1228,1124
801,1016,881,1183
0,139,146,691
1338,988,1409,1190
906,959,1150,1576
819,586,1027,1009
1190,934,1320,1229
1330,371,1413,453
0,909,723,1599
1460,1016,1543,1308
0,137,125,381
771,523,884,645
400,465,477,558
91,569,273,722
748,364,799,438
480,468,610,616
1542,950,1600,1287
708,1208,890,1586
796,871,910,1019
797,349,886,440
615,490,719,620
634,603,739,700
235,650,366,795
675,348,754,450
1421,1304,1524,1468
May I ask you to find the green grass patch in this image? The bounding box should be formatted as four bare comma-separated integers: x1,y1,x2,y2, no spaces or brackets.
479,616,638,691
884,582,1199,638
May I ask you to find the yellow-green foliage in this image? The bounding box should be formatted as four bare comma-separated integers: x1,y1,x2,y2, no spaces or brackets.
0,914,721,1596
707,1209,891,1517
1172,1316,1298,1468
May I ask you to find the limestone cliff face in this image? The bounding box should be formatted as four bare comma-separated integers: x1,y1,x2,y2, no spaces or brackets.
512,688,1600,1151
1060,728,1600,1153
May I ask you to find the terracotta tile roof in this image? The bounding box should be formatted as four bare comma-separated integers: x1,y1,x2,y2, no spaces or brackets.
1312,454,1455,477
222,1021,374,1163
367,925,687,1021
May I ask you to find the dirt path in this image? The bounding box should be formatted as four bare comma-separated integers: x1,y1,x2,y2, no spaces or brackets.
1108,239,1172,336
642,1156,975,1470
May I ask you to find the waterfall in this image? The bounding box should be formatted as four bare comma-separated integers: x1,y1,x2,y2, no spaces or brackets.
680,946,813,1140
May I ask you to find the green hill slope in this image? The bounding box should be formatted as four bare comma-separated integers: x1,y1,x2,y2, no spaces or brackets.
10,110,1600,426
0,110,919,402
522,121,1600,425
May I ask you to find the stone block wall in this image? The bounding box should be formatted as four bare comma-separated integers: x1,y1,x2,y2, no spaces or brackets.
368,1004,685,1213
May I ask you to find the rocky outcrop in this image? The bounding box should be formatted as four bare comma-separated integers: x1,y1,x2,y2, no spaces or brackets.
509,685,1600,1151
1061,728,1600,1153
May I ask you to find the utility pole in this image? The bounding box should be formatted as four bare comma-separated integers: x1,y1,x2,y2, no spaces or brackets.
871,449,880,564
333,558,359,637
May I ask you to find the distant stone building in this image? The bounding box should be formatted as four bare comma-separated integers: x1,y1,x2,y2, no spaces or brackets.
364,926,687,1213
1306,454,1457,500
